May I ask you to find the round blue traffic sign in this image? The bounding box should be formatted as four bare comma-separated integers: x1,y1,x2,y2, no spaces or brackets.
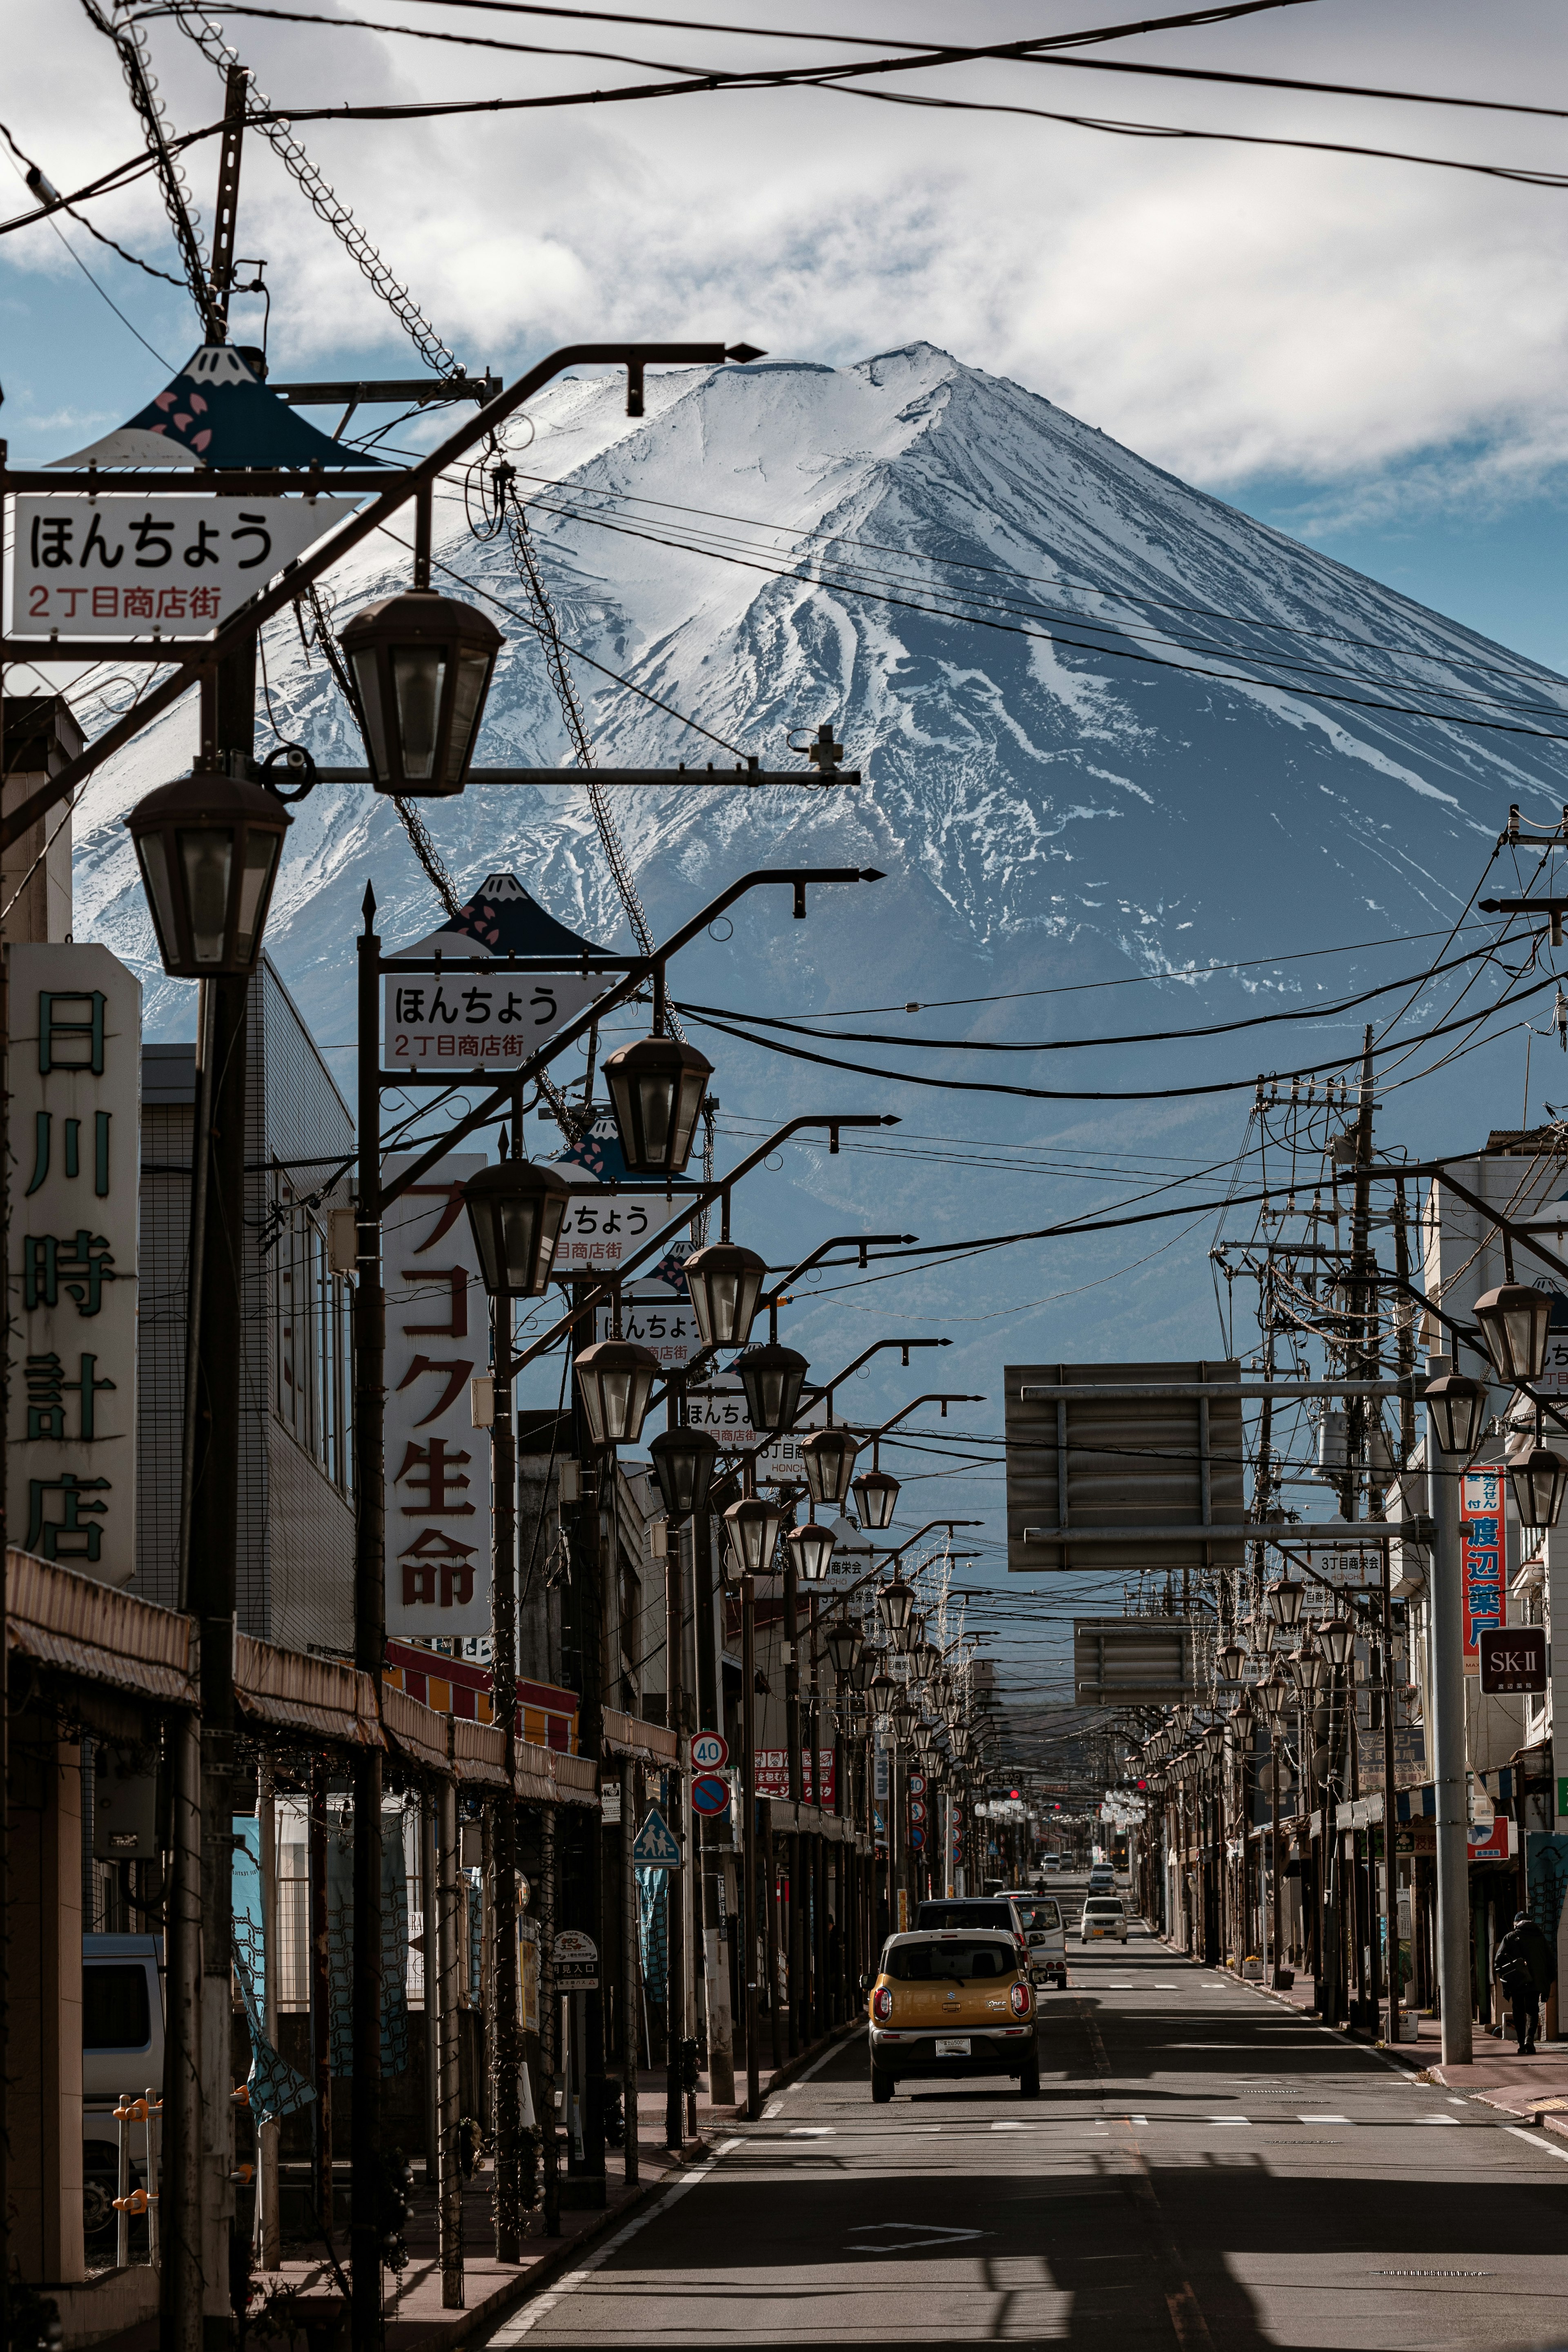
691,1773,732,1817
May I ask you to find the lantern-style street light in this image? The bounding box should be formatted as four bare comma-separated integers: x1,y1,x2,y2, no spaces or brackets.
462,1158,571,1297
1266,1577,1304,1630
868,1668,896,1724
785,1521,837,1582
851,1454,900,1530
126,770,292,978
824,1621,863,1682
801,1425,860,1510
1473,1283,1553,1386
1510,1443,1568,1529
737,1342,809,1436
1318,1612,1357,1670
722,1494,783,1581
648,1422,720,1522
603,1031,713,1176
890,1695,916,1745
682,1241,766,1350
1217,1637,1246,1684
877,1570,916,1648
574,1336,658,1448
1425,1372,1487,1457
340,587,503,796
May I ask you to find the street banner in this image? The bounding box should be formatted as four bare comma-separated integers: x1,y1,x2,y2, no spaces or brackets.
383,1153,492,1639
7,946,140,1586
755,1748,836,1804
1460,1466,1508,1670
9,494,361,637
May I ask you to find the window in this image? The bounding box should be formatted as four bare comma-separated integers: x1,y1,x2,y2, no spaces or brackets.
83,1963,151,2050
272,1187,353,1492
917,1902,1012,1932
886,1939,1014,1982
1016,1902,1061,1932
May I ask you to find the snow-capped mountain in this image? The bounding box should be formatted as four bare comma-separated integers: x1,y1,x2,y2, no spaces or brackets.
71,342,1568,1408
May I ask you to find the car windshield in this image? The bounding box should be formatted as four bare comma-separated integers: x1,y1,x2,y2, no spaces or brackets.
917,1902,1013,1932
1085,1899,1124,1913
885,1939,1016,1982
1015,1902,1061,1932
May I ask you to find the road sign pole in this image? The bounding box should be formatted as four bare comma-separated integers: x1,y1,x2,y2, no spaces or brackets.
665,1539,684,2151
742,1575,760,2120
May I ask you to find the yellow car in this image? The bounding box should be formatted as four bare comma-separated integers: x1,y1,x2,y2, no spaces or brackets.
866,1929,1039,2103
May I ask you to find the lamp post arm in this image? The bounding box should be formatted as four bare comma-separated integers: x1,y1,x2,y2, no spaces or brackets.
664,1233,918,1399
853,1393,986,1441
380,871,888,1209
508,1114,896,1377
876,1520,985,1568
0,340,760,853
811,1338,951,1411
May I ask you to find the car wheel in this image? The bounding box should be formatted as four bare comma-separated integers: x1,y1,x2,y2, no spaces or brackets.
1020,2059,1041,2098
871,2066,895,2105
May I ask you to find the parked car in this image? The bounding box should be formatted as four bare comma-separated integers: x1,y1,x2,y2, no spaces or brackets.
82,1934,164,2261
867,1930,1039,2100
1011,1895,1068,1989
1080,1896,1129,1945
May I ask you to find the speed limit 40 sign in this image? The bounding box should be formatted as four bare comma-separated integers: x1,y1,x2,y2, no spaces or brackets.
691,1731,729,1771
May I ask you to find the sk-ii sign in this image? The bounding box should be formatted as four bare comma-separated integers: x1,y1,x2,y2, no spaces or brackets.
7,948,140,1586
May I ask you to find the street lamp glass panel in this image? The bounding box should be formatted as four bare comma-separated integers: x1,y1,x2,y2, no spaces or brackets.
1266,1577,1304,1629
574,1338,658,1448
785,1522,837,1582
394,646,446,778
462,1158,571,1298
648,1424,721,1521
1473,1283,1553,1385
1425,1373,1487,1457
127,771,292,979
737,1343,808,1436
681,1242,766,1350
913,1718,938,1755
1510,1444,1568,1529
868,1670,896,1722
851,1466,900,1529
890,1697,916,1744
1218,1639,1245,1683
801,1425,860,1508
351,649,391,776
722,1494,783,1580
877,1572,915,1639
603,1034,713,1175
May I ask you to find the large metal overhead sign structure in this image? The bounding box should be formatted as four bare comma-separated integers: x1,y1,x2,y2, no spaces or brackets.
1004,1361,1247,1575
1072,1618,1198,1706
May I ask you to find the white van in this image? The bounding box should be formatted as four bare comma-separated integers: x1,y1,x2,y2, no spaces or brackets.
82,1934,164,2258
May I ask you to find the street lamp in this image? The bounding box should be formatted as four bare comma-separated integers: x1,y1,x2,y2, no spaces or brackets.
681,1242,766,1350
1318,1612,1357,1671
1425,1372,1487,1456
824,1621,863,1682
574,1337,658,1447
850,1466,899,1530
340,587,503,796
1509,1443,1568,1528
737,1342,808,1436
1266,1577,1304,1630
868,1668,896,1725
890,1695,916,1746
126,770,291,977
913,1718,939,1757
784,1521,837,1582
1472,1283,1553,1386
877,1570,916,1648
1292,1637,1324,1693
648,1423,721,1522
801,1425,860,1510
603,1032,713,1176
1217,1637,1246,1684
722,1493,782,1581
461,1158,571,1296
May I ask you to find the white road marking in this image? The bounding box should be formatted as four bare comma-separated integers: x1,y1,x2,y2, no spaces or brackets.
1297,2115,1350,2124
1129,2114,1149,2125
761,2101,784,2120
1415,2115,1460,2124
1207,2117,1250,2127
788,2127,833,2137
490,2141,742,2339
1504,2125,1568,2161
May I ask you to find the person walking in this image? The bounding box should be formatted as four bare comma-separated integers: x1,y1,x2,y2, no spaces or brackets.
1495,1911,1555,2055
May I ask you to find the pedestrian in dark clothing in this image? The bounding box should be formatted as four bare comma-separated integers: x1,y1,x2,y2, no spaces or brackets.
1495,1912,1555,2054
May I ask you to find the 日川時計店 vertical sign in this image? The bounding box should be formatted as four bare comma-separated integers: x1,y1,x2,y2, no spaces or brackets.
1461,1465,1508,1671
7,947,140,1587
384,1154,492,1640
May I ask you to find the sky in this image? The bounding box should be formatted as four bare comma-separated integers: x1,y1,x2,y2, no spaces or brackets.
4,2,1568,662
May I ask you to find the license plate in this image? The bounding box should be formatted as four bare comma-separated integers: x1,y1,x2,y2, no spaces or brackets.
934,2038,971,2057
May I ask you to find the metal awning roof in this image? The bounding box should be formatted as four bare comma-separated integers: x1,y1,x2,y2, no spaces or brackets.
7,1548,197,1708
234,1634,383,1748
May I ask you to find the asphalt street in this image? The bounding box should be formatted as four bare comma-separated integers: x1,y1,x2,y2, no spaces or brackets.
488,1895,1568,2350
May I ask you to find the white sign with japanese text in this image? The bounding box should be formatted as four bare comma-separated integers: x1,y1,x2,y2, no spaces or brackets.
8,495,362,638
591,1245,700,1368
685,1383,828,1483
544,1118,670,1274
384,1153,492,1639
7,947,140,1586
381,967,606,1074
1301,1541,1383,1612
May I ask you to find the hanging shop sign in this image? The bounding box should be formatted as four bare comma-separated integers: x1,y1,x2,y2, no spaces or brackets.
683,1383,828,1483
1479,1625,1547,1695
755,1749,836,1805
543,1118,664,1272
383,872,611,1075
383,1153,492,1640
1460,1466,1508,1670
7,946,140,1587
1300,1542,1383,1608
9,494,361,638
592,1243,700,1368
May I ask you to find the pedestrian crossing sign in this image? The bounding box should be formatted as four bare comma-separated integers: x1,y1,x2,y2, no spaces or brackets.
632,1805,682,1868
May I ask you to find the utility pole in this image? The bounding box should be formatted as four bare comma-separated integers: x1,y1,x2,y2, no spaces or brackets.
489,1271,523,2257
352,890,386,2352
1425,1353,1474,2067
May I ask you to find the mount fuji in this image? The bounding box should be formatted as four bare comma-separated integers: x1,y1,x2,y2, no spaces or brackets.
70,341,1568,1429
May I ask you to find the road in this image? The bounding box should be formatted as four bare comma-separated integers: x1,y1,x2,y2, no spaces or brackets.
490,1897,1568,2350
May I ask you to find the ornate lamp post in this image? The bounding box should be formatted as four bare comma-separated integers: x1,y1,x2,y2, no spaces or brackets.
682,1241,766,1350
574,1336,659,1447
126,769,290,975
339,586,503,796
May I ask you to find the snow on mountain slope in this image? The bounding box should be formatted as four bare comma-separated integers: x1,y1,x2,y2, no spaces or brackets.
69,343,1568,1399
